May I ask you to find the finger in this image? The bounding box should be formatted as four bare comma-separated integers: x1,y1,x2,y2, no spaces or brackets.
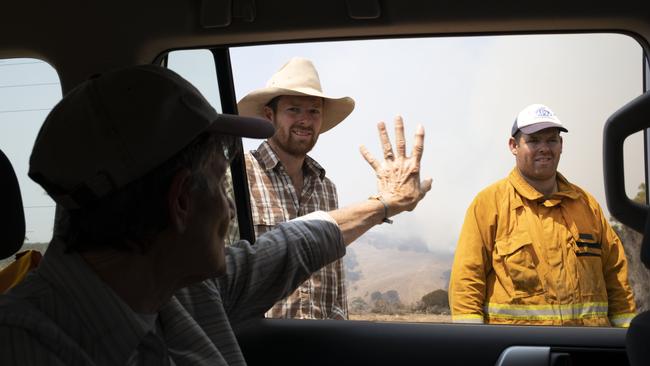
360,145,381,171
411,124,425,162
394,115,406,158
377,121,394,160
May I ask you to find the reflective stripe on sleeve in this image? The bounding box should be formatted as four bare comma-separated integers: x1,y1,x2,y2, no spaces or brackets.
609,313,636,328
485,302,609,321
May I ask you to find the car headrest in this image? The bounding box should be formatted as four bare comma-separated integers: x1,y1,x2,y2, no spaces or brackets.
0,149,26,259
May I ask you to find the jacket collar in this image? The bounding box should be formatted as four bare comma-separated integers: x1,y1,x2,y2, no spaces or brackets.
508,168,581,209
252,140,326,180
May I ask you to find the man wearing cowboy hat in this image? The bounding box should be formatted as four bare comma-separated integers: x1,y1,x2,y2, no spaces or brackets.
237,57,355,319
449,103,636,327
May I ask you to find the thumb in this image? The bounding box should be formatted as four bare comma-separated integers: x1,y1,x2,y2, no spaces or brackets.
420,178,433,196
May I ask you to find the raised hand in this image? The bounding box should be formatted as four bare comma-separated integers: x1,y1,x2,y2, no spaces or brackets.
359,116,432,216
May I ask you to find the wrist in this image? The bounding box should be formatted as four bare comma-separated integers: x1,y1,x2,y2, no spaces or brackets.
369,195,393,224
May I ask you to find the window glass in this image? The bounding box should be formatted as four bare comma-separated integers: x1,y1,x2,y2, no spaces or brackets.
624,131,646,202
167,49,222,112
0,59,61,267
228,33,644,323
167,50,241,245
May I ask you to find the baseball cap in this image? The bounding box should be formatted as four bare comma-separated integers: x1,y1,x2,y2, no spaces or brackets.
29,65,275,210
511,104,568,137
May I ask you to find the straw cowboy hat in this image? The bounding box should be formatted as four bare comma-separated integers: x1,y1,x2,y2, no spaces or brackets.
237,57,355,134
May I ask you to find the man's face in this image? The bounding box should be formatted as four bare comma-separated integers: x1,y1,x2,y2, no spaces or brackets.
264,95,323,157
509,128,563,182
184,151,234,278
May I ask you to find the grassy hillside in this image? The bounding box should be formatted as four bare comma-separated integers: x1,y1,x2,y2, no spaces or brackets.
345,232,453,306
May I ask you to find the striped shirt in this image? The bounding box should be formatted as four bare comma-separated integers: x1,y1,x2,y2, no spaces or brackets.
245,141,347,320
0,212,344,365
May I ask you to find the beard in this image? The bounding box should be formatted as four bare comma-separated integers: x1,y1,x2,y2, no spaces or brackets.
271,126,319,157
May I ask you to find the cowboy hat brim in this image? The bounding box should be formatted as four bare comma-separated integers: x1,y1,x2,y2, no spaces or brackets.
237,86,355,134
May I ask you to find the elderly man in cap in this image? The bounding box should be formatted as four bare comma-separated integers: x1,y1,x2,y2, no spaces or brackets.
449,103,636,327
237,57,355,319
0,65,431,365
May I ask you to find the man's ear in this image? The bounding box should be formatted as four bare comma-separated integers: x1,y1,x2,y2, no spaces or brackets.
168,169,193,233
508,137,518,156
263,106,274,121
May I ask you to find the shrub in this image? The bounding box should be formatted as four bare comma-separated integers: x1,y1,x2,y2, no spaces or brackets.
350,297,370,314
420,289,450,314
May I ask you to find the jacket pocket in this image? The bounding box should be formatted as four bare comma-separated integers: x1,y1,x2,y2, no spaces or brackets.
495,236,544,298
573,233,602,257
571,235,605,296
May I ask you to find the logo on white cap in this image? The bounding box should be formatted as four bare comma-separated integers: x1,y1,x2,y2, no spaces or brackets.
533,106,554,118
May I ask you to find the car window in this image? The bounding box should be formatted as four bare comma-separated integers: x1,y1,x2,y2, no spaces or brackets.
0,58,61,267
166,49,243,245
166,49,223,112
227,33,646,323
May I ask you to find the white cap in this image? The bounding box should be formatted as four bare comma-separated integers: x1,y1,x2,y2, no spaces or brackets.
511,104,568,136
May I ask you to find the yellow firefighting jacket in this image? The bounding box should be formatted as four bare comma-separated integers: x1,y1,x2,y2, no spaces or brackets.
449,168,636,327
0,250,42,293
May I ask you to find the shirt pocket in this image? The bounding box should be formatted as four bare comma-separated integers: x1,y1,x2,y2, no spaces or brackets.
571,233,605,296
495,235,544,298
253,203,287,231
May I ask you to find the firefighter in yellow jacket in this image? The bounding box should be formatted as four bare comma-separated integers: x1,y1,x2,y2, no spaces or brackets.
449,104,636,327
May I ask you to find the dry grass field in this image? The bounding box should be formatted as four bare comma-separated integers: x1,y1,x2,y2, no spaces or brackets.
350,313,451,323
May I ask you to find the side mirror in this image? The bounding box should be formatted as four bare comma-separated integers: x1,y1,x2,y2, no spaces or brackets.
603,91,650,267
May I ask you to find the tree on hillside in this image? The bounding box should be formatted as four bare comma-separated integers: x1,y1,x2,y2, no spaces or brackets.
419,289,450,314
370,290,403,314
370,291,383,302
635,182,646,203
343,248,362,282
611,183,650,312
384,290,400,304
350,297,370,314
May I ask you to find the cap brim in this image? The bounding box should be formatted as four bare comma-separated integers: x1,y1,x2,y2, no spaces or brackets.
210,114,275,139
519,122,568,135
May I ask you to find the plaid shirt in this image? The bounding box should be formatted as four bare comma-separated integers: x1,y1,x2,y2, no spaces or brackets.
246,141,347,319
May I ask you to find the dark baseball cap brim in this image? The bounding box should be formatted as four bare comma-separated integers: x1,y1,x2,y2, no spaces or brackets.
210,113,275,139
29,65,276,210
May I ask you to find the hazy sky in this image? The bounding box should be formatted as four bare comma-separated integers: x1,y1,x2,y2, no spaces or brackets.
230,34,645,254
0,33,645,249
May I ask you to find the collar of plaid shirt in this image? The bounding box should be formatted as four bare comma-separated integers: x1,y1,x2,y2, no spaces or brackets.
252,141,327,180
